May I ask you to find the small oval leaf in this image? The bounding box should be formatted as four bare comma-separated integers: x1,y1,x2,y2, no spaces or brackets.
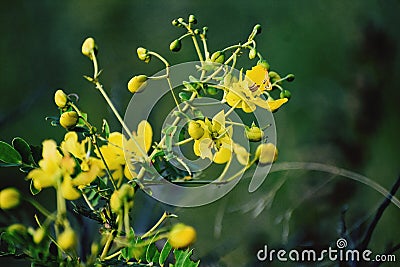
0,141,22,165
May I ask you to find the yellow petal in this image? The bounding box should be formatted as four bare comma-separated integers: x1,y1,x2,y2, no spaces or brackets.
241,100,256,113
136,120,153,152
213,147,232,164
42,140,62,162
212,110,225,133
72,164,100,186
225,91,241,108
198,138,213,160
124,164,137,180
233,143,250,165
246,65,267,86
61,176,81,200
267,98,288,112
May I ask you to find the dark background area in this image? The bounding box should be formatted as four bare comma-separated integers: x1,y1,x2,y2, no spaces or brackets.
0,1,399,266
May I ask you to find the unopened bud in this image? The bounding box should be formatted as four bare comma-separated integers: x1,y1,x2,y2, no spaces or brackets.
54,89,68,108
257,59,270,71
245,125,263,142
249,48,257,60
128,75,148,93
286,74,295,82
210,51,225,64
255,143,278,165
0,187,21,210
188,121,204,140
253,24,262,35
269,71,282,84
172,19,180,26
81,37,98,58
280,90,291,99
60,111,79,130
168,223,197,249
169,39,182,52
188,14,197,24
137,47,151,63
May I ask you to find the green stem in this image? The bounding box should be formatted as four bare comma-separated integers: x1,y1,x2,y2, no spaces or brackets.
92,136,117,190
100,230,115,260
141,212,169,239
174,137,193,146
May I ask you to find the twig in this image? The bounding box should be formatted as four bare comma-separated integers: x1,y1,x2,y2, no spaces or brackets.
358,175,400,251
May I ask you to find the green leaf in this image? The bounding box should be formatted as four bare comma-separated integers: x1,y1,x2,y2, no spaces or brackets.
172,249,199,267
30,144,42,164
0,141,22,165
12,137,35,165
145,243,157,263
30,180,41,195
159,241,172,266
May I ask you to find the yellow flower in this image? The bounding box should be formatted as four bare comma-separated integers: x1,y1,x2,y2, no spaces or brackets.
61,132,88,160
188,120,205,140
110,184,135,213
32,228,46,244
224,65,288,113
245,64,271,91
192,111,233,164
27,140,66,190
0,187,21,210
97,121,153,181
168,223,196,249
255,143,278,165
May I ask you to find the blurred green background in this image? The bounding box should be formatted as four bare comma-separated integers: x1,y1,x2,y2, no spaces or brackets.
1,0,399,266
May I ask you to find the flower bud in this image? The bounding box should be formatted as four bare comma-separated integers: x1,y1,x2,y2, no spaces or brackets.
177,18,184,24
249,48,257,60
245,125,263,142
57,227,77,251
60,111,79,130
110,190,122,213
253,24,262,35
54,89,68,108
269,71,282,84
193,29,200,35
0,187,21,210
33,228,46,244
255,143,278,165
280,90,291,99
188,14,197,24
7,224,27,234
128,75,148,93
210,51,225,64
257,59,270,71
168,223,196,249
119,184,134,201
81,37,98,58
286,74,295,82
172,19,180,26
188,121,204,140
137,47,151,63
169,39,182,52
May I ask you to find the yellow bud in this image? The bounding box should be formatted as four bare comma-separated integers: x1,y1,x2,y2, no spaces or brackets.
255,143,278,165
188,121,204,140
7,224,27,234
245,125,263,142
57,228,77,251
127,75,148,93
81,37,97,58
60,111,79,129
33,228,46,244
168,223,196,249
110,190,122,213
54,89,68,108
137,47,151,63
0,187,21,210
119,184,134,200
169,39,182,52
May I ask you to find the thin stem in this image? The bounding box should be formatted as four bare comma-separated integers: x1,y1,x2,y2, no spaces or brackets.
81,190,95,211
201,34,210,60
191,34,204,62
25,198,55,219
92,136,117,190
100,230,115,260
123,200,130,236
225,100,240,117
174,137,193,146
103,250,121,261
141,212,170,239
